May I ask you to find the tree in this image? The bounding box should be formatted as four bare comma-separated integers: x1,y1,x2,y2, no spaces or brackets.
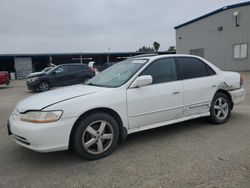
153,41,160,52
137,46,155,53
168,46,176,52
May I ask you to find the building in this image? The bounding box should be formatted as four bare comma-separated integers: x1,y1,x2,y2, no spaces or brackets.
0,51,174,79
175,1,250,71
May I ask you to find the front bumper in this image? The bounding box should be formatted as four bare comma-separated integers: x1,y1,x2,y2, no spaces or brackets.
26,80,39,90
229,88,246,105
9,115,78,152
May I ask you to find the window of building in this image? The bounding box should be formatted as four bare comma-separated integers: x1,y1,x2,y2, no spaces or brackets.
177,57,214,79
234,44,248,59
140,58,177,84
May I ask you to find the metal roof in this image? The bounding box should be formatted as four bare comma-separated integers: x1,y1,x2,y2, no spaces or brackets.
174,1,250,29
0,51,174,57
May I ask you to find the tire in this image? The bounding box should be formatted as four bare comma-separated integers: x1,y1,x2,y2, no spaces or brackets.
209,92,231,124
84,77,90,83
38,81,50,92
73,113,119,160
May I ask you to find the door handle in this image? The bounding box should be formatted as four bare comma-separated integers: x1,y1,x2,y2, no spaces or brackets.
212,85,216,88
172,91,181,94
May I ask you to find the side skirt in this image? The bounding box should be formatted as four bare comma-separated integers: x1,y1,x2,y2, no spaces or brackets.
127,112,210,134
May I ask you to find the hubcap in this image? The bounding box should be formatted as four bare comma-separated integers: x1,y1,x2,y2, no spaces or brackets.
40,82,49,91
214,97,229,120
82,120,113,154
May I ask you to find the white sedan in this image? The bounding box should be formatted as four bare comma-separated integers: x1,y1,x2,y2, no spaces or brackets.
8,55,246,160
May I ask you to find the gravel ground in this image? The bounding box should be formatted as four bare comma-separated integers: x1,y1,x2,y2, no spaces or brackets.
0,73,250,188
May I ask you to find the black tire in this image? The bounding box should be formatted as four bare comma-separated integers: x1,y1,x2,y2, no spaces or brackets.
84,77,90,83
38,81,50,92
209,92,231,124
73,113,119,160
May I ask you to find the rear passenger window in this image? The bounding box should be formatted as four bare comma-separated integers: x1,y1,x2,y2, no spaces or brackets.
141,58,177,84
69,65,83,72
206,65,216,75
177,57,213,79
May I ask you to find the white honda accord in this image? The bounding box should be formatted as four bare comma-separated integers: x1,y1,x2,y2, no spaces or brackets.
8,55,246,160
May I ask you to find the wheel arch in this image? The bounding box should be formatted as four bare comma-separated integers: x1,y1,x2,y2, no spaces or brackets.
215,89,234,110
69,107,127,149
40,79,51,87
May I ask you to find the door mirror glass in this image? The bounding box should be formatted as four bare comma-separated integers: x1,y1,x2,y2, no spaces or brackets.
130,75,153,88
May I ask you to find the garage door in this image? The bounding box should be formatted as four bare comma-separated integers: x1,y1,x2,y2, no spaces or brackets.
14,57,33,79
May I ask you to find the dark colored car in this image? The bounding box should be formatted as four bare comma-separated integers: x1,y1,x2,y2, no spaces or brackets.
27,67,53,78
95,62,116,72
0,71,10,85
27,64,95,92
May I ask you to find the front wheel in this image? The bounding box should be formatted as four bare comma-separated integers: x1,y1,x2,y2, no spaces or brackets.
73,113,119,160
38,81,50,92
209,92,231,124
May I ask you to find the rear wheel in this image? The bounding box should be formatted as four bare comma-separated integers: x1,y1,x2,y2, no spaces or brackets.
38,81,50,92
209,92,231,124
73,113,119,160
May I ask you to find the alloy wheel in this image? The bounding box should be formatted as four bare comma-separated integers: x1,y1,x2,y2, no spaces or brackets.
214,97,229,120
82,120,114,154
39,82,49,91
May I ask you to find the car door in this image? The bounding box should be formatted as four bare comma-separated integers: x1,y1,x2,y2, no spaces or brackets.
51,65,75,86
75,65,93,83
176,57,218,117
68,65,84,85
127,58,184,129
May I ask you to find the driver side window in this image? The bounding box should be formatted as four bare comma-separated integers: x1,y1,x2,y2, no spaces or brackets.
53,66,69,75
140,58,177,84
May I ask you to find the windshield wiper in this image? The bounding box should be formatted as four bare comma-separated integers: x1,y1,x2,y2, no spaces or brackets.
85,82,109,88
85,82,99,86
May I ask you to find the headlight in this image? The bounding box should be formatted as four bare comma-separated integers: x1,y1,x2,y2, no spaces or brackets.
21,110,63,123
28,77,39,82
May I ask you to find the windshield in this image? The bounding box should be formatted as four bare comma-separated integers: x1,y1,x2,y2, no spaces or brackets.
42,67,52,73
46,66,58,74
86,59,147,88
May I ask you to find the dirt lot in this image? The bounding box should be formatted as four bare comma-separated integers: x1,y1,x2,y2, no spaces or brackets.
0,73,250,188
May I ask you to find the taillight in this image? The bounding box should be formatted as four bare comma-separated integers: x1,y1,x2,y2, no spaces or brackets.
240,74,243,86
89,67,96,73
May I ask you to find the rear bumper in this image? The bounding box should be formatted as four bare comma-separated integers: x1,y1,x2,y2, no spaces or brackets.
229,88,246,105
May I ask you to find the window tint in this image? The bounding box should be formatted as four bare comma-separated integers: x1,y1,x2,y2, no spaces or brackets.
141,58,177,84
177,57,210,79
206,65,216,75
54,66,70,74
69,65,85,72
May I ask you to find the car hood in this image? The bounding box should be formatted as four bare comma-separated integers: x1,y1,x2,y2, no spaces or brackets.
27,72,45,78
16,84,106,113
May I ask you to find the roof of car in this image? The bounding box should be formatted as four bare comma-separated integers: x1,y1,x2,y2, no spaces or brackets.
133,54,201,61
58,63,87,66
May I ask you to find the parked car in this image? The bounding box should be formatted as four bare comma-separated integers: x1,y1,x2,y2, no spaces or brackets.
27,67,53,78
0,71,10,85
95,62,116,72
8,55,246,160
26,64,95,92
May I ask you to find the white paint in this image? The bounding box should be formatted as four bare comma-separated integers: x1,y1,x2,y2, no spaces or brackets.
9,55,246,152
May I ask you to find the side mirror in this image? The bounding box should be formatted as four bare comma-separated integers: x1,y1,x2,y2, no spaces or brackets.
130,75,153,88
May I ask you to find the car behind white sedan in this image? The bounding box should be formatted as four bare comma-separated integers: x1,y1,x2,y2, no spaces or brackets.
8,54,246,160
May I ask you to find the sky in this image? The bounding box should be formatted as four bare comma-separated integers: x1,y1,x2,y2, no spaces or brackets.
0,0,248,54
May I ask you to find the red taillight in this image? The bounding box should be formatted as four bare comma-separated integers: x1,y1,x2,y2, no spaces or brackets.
240,74,243,86
88,67,96,73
